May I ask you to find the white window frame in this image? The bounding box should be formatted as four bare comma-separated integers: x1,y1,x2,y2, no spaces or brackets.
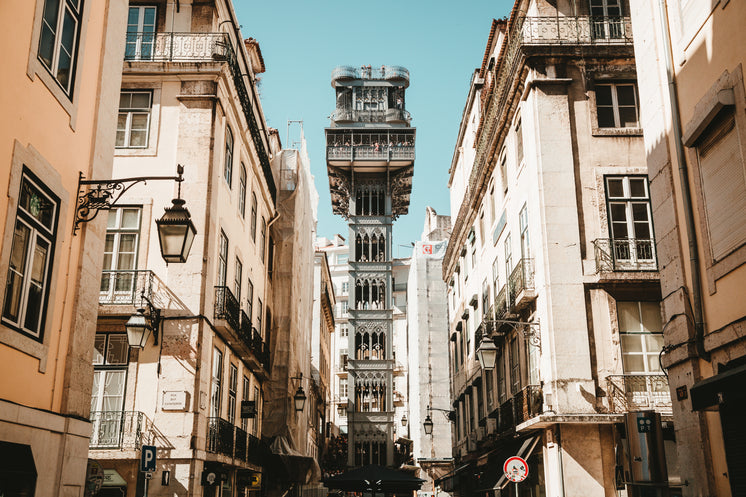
605,175,656,267
596,83,639,129
217,230,228,287
37,0,82,95
239,163,247,218
116,91,152,148
124,6,157,61
224,125,234,188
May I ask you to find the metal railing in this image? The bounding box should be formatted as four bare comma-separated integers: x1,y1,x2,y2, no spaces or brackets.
521,16,633,45
214,286,240,332
124,32,229,62
593,238,657,272
513,385,543,425
606,374,672,414
498,398,515,434
508,258,535,304
331,108,411,124
207,417,235,457
89,411,151,449
327,145,415,161
494,286,509,321
234,426,248,462
100,270,154,305
331,65,409,82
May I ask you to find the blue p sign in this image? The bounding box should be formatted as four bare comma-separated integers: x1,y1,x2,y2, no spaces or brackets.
140,445,157,472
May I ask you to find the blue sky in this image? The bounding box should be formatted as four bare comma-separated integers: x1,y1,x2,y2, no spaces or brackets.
235,1,514,256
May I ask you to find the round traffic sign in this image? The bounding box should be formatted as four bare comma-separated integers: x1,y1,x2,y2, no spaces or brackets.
503,456,529,483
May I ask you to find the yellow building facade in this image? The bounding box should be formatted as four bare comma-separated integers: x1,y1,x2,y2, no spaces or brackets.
0,0,126,494
631,1,746,496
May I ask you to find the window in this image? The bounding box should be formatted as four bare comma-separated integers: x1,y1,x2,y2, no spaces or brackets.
234,258,242,301
519,204,530,259
227,364,237,423
250,193,257,242
252,386,260,435
211,348,223,418
3,171,59,339
342,301,349,316
515,116,524,165
239,164,247,218
509,336,521,394
100,207,141,302
504,234,513,275
90,333,129,446
596,83,639,128
38,0,82,94
116,92,151,148
485,369,495,410
340,349,348,370
257,299,263,335
481,279,490,317
605,176,655,265
618,301,663,374
247,279,254,322
339,377,348,398
492,258,500,295
479,212,485,246
337,254,348,265
217,230,228,287
590,0,624,40
260,217,266,263
496,351,506,404
695,111,746,261
224,126,234,188
340,325,349,337
500,153,508,193
124,6,156,61
341,281,349,294
241,375,250,431
489,185,495,226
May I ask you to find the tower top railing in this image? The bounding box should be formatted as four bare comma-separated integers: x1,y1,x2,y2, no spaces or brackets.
331,65,410,87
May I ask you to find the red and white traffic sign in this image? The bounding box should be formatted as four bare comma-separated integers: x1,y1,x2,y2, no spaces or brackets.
503,456,529,483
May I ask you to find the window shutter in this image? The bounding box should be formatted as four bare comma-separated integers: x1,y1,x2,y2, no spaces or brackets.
697,114,746,260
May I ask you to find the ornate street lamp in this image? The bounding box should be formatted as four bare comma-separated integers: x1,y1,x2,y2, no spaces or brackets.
476,336,498,370
124,292,161,349
155,167,197,263
294,385,307,412
423,414,434,435
401,414,408,427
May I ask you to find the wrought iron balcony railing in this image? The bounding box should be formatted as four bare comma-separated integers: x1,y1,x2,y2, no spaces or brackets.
214,286,240,332
494,286,509,321
100,270,154,305
207,417,235,457
498,398,515,434
124,32,229,62
327,145,415,161
593,238,657,272
89,411,152,450
508,258,535,306
520,16,633,45
606,374,672,414
513,384,543,425
234,426,248,462
331,109,411,124
331,65,410,83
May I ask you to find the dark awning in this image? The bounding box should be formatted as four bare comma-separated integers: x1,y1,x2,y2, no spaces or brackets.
691,363,746,410
324,464,425,492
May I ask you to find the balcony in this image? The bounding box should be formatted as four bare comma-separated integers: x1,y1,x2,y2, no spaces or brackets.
234,426,248,462
214,286,240,332
89,411,152,450
508,258,536,310
238,312,270,373
331,65,410,85
513,385,543,425
326,145,415,162
520,16,633,46
498,398,515,434
124,32,229,62
248,434,265,466
99,270,154,305
606,374,672,415
492,286,515,334
593,238,657,273
331,109,411,125
207,417,235,457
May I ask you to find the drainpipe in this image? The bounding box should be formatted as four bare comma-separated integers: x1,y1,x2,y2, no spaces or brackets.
656,0,710,361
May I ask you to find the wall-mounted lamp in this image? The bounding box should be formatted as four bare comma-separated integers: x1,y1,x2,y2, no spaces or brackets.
125,291,161,349
291,373,307,412
74,165,197,263
401,414,408,427
423,405,455,436
476,336,498,370
423,414,433,435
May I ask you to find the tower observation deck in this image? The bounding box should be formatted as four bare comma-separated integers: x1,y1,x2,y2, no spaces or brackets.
325,65,414,467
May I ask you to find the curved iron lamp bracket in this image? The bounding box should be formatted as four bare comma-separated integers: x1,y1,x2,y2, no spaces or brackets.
74,166,184,234
484,319,541,350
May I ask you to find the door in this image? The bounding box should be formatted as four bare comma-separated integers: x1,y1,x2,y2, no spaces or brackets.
606,176,655,268
90,334,129,447
590,0,623,39
100,208,140,303
125,6,157,60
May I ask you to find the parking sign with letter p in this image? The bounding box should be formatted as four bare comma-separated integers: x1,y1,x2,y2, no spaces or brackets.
140,445,157,472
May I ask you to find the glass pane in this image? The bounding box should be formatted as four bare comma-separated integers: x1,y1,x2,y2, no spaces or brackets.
20,178,56,230
616,85,636,106
607,178,624,198
618,107,638,128
106,335,129,364
130,93,150,108
129,130,147,148
641,302,662,332
90,371,101,412
621,334,643,353
143,7,156,28
645,334,664,352
629,178,646,198
60,8,75,53
609,203,627,223
647,355,661,372
127,7,139,24
130,114,149,130
117,254,134,271
597,107,615,128
119,233,137,253
618,302,640,332
23,237,49,333
622,354,645,373
119,92,131,108
39,25,56,68
102,371,126,411
121,209,140,229
93,335,105,364
596,86,613,106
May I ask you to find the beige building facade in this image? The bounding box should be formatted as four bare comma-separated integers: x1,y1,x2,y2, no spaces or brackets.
444,3,678,496
89,0,277,495
0,0,126,494
630,1,746,496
